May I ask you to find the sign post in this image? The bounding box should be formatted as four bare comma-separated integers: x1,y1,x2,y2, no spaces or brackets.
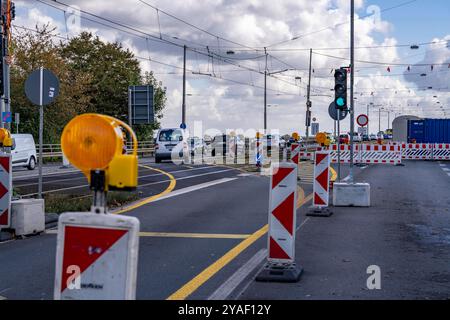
24,68,60,199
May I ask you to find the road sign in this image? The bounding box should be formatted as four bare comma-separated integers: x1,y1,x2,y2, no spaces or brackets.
328,102,348,121
357,114,369,127
14,113,19,124
180,123,186,130
2,112,11,123
311,123,319,135
25,68,60,106
54,212,140,300
0,155,12,228
129,85,154,125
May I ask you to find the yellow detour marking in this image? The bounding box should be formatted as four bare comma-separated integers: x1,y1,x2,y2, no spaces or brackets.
113,165,176,215
139,232,250,239
167,189,314,301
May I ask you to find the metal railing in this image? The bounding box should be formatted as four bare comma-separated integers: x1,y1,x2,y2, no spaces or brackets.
36,141,155,158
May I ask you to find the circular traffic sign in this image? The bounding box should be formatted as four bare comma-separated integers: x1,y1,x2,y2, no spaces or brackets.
357,114,369,127
180,123,187,129
25,68,60,106
328,102,348,121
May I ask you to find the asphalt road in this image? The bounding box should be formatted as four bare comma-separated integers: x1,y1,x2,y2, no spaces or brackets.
1,159,449,300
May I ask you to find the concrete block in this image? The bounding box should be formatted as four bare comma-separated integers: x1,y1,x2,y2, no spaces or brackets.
333,182,370,207
11,199,45,236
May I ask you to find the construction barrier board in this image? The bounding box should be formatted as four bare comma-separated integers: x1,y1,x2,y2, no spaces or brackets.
313,151,330,207
54,212,140,300
267,162,298,264
0,154,12,229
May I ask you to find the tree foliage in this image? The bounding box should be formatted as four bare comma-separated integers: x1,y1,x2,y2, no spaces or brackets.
10,27,167,143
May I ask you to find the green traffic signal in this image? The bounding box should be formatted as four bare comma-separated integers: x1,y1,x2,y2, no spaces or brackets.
336,97,345,107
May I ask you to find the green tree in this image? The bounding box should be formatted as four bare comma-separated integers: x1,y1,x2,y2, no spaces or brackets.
10,25,92,143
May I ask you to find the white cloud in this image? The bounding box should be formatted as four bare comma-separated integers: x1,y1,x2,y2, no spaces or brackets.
15,0,450,134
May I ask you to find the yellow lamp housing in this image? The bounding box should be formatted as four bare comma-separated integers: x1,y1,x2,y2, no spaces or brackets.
61,113,138,191
0,128,13,147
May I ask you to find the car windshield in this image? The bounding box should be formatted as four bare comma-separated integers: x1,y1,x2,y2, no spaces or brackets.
159,129,183,142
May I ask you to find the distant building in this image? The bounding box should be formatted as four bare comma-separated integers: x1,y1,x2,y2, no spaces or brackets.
392,115,421,142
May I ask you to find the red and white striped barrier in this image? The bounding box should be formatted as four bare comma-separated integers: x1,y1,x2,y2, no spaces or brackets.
401,143,433,160
256,162,302,282
299,152,313,161
317,144,401,165
313,151,330,207
0,155,12,229
256,138,263,167
267,163,298,263
290,143,300,165
357,144,402,164
433,144,450,160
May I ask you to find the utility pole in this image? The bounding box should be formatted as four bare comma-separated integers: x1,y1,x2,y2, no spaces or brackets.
182,45,186,126
349,0,355,182
0,0,4,129
378,108,381,133
305,48,312,146
264,48,267,132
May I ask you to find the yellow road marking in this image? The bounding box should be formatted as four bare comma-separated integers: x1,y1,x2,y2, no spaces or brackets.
113,165,176,215
167,189,313,301
139,232,250,239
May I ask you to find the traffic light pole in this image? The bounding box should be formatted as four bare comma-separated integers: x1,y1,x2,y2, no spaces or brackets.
182,45,186,126
264,48,267,132
349,0,355,183
305,49,312,146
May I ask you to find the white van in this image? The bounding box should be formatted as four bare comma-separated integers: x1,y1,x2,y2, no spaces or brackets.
11,134,37,170
154,128,189,163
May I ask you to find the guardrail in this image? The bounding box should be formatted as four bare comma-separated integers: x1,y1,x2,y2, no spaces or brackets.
37,141,155,158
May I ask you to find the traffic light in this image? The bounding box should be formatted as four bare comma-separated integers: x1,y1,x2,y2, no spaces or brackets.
334,68,347,110
61,113,138,191
11,2,16,20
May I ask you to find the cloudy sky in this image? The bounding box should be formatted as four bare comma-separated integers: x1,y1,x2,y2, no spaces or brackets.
14,0,450,135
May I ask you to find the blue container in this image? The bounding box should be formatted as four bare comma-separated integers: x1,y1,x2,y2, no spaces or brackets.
408,119,450,143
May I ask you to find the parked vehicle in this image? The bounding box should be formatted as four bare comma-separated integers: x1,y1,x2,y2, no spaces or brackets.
369,134,377,141
11,134,37,170
362,134,370,142
155,128,189,163
339,134,350,144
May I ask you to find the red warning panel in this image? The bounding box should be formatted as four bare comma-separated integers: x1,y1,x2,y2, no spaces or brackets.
0,155,12,229
313,151,330,208
54,212,140,300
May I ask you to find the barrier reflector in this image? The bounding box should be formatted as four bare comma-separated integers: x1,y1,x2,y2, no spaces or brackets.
433,144,450,160
313,151,330,207
54,212,140,300
256,162,302,282
401,143,433,160
290,144,300,165
0,155,12,229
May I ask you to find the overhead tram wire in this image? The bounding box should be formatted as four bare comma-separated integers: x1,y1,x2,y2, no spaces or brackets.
37,0,305,92
264,0,419,48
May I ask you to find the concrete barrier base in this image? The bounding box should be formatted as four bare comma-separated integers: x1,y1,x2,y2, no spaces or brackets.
306,206,333,217
333,182,371,207
256,263,302,283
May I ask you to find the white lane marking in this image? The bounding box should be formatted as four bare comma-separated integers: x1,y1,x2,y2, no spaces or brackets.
137,169,236,188
0,295,6,300
447,173,450,177
208,249,267,301
13,169,80,181
14,165,214,187
213,217,311,301
22,168,237,197
442,168,450,172
144,177,237,203
439,163,446,167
